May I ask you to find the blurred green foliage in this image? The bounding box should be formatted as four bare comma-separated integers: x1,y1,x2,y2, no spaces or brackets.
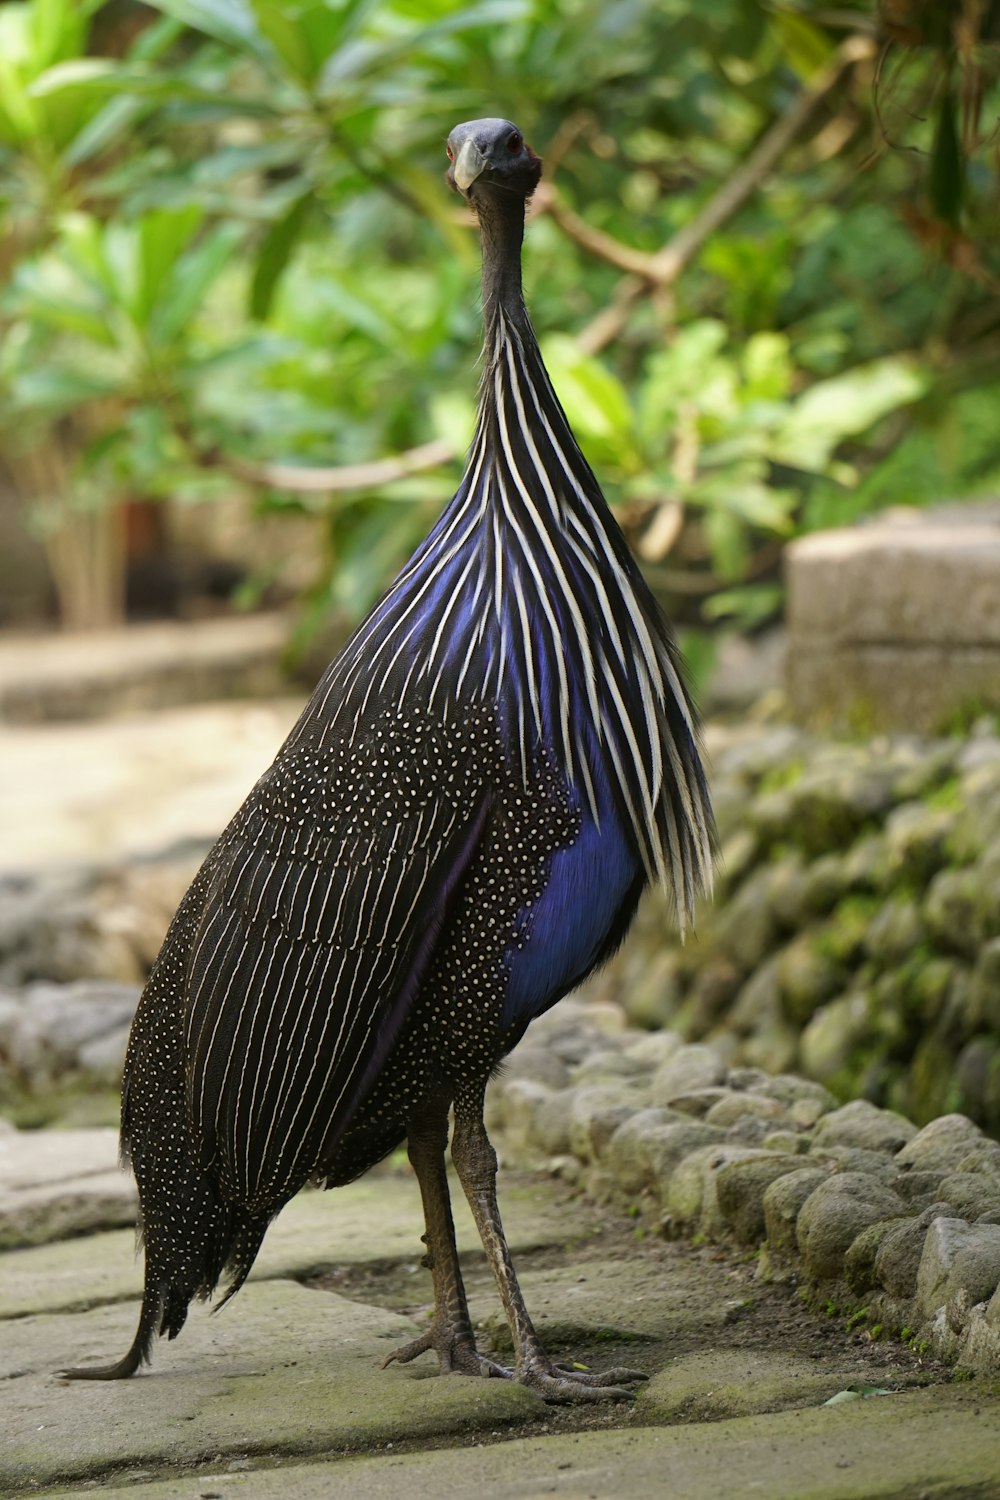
0,0,997,638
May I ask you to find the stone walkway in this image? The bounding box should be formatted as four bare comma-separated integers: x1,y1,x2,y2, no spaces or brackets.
0,699,298,872
3,1126,1000,1499
0,616,290,726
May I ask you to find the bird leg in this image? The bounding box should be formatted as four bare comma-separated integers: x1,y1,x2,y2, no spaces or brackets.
383,1100,506,1378
450,1083,648,1403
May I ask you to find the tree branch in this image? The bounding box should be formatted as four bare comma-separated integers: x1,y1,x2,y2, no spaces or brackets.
220,437,456,495
569,35,876,355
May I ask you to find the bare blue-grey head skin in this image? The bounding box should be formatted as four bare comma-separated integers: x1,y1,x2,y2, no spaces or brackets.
445,117,542,199
60,114,712,1402
445,118,542,317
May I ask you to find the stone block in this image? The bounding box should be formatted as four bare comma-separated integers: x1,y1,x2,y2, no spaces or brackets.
705,1092,789,1130
811,1099,917,1156
937,1172,1000,1224
714,1153,805,1245
603,1109,682,1195
796,1173,906,1280
873,1206,950,1299
763,1167,829,1258
916,1217,1000,1325
788,522,1000,647
644,1122,728,1195
897,1114,992,1174
786,514,1000,730
650,1044,727,1104
0,1127,136,1247
567,1086,638,1163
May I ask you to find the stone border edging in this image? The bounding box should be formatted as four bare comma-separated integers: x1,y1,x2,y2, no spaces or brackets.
489,1000,1000,1374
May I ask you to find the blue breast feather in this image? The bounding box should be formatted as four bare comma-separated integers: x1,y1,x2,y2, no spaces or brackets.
501,768,639,1029
497,592,643,1027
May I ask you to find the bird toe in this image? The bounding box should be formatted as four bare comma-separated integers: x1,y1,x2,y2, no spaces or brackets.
516,1357,648,1403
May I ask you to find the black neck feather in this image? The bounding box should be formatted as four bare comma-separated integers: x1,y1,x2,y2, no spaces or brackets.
477,194,528,333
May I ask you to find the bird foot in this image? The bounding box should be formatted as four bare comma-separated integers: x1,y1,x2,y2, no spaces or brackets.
513,1355,649,1404
383,1327,646,1403
382,1326,508,1379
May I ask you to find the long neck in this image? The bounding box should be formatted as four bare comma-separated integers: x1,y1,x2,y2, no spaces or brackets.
477,195,528,335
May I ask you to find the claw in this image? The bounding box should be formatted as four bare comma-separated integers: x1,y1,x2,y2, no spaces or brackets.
382,1330,435,1368
550,1361,649,1386
515,1357,648,1403
382,1325,509,1379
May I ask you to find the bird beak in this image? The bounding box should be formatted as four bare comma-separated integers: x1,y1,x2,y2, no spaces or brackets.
453,138,488,192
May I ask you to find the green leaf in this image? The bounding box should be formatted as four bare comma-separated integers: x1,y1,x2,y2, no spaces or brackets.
703,507,749,581
250,192,315,321
316,0,524,95
65,92,146,167
769,11,833,78
772,359,927,469
6,365,121,413
638,321,733,443
145,0,268,56
742,332,792,402
27,57,118,95
693,475,796,533
701,583,784,627
823,1388,893,1407
430,391,475,456
541,334,634,451
153,222,243,344
139,205,204,321
250,1,313,81
6,262,115,346
0,9,40,142
930,86,963,228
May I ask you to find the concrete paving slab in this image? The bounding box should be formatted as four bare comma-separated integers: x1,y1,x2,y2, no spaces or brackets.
22,1388,1000,1500
0,1128,121,1189
637,1349,918,1421
0,1227,137,1319
0,697,298,872
2,1281,542,1494
0,1172,597,1319
0,1128,136,1248
0,1169,136,1250
469,1255,737,1354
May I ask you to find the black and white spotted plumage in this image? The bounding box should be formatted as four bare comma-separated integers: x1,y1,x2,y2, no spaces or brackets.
67,117,713,1381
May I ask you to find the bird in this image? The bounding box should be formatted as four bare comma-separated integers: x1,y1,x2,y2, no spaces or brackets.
63,117,714,1401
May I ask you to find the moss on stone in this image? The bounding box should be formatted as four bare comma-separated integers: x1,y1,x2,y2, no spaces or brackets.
814,894,880,964
910,1036,965,1125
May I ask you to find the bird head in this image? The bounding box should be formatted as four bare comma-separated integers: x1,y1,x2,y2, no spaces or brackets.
445,118,542,207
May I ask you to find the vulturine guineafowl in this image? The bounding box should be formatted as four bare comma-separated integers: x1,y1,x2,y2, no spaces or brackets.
64,117,714,1400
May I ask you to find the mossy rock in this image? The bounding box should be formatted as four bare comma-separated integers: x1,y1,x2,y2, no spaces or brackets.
775,933,846,1027
799,992,874,1083
884,803,955,887
844,1215,914,1296
714,1153,806,1246
968,939,1000,1033
864,898,925,964
909,1036,965,1125
924,868,1000,957
955,1037,1000,1125
814,894,881,964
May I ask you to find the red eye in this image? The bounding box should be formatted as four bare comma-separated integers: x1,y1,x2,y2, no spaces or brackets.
507,132,522,153
446,144,454,160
